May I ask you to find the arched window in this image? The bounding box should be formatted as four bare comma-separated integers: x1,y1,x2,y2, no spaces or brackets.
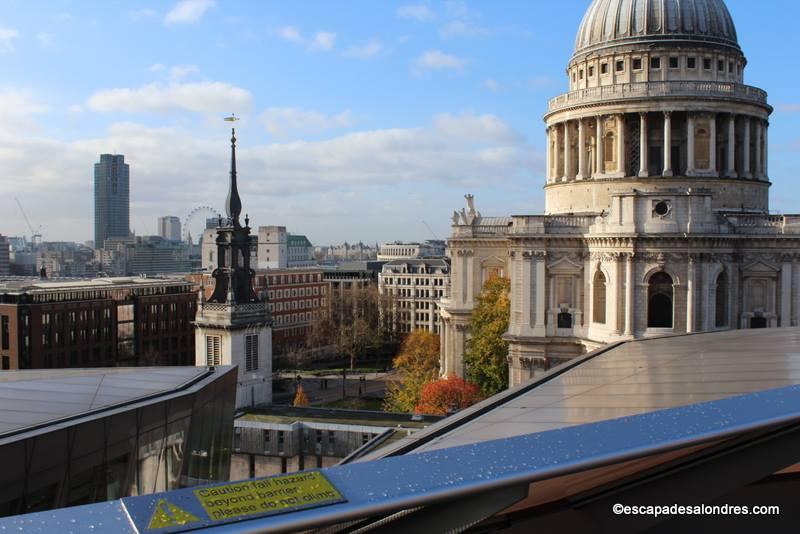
593,270,606,324
603,132,615,171
715,271,728,328
648,272,673,328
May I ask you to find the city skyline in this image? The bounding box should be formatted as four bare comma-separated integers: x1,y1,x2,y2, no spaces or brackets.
1,0,799,245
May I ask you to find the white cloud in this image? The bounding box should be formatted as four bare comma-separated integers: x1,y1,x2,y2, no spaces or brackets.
0,26,20,52
484,78,499,92
169,64,199,81
309,31,336,52
164,0,214,24
36,32,52,47
397,4,436,22
86,82,252,115
415,50,466,71
439,20,488,38
260,108,352,138
277,26,336,52
277,26,303,44
343,40,382,59
0,89,50,120
0,113,537,242
148,63,166,73
67,104,83,115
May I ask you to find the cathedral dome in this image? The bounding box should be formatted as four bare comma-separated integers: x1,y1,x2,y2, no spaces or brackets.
573,0,740,60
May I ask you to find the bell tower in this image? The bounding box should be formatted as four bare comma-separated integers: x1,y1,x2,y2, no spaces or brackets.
194,120,272,408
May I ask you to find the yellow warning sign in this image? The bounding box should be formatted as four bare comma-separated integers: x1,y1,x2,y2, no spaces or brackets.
193,471,344,521
147,499,201,529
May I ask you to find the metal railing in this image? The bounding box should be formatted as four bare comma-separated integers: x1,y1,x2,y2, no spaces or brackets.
547,81,768,112
4,382,800,533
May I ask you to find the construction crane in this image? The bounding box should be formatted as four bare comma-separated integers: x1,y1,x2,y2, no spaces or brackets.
14,198,42,246
422,220,440,241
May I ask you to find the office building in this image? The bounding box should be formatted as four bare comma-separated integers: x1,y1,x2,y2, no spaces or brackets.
377,240,446,261
0,276,196,370
0,235,8,276
93,154,130,250
157,216,182,241
379,258,449,335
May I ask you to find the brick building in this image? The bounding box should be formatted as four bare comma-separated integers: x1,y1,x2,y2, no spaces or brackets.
188,268,329,359
0,277,196,370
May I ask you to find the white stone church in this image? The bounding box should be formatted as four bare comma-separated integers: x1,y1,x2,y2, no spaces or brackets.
439,0,800,387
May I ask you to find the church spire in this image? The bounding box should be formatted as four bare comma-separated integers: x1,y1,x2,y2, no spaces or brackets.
224,115,242,225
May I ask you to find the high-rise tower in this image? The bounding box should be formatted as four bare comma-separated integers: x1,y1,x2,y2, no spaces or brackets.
194,127,272,409
93,154,130,249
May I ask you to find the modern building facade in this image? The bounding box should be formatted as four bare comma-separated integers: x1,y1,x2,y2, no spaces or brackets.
256,225,287,269
0,235,8,276
93,154,130,250
439,0,800,386
0,365,236,517
157,216,182,241
193,128,272,410
0,276,196,370
287,234,314,266
379,258,449,335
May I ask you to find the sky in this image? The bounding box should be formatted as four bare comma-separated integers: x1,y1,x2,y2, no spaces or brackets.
1,0,799,246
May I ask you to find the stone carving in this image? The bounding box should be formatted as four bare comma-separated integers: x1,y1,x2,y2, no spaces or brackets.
457,194,480,225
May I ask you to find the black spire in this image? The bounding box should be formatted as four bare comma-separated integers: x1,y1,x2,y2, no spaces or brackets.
225,127,242,225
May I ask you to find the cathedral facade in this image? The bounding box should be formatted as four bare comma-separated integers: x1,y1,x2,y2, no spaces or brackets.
439,0,800,387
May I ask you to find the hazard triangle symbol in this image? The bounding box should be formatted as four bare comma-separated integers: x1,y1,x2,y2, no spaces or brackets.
147,498,200,529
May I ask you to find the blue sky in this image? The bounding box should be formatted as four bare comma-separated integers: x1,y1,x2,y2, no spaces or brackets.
0,0,798,245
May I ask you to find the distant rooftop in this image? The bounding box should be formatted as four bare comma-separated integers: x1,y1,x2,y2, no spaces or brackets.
0,275,191,294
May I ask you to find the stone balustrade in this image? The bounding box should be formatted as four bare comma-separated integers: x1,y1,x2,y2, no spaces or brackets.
548,81,768,113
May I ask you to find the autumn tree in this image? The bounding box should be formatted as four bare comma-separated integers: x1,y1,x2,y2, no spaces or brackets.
463,275,511,397
414,376,482,416
292,384,310,407
383,330,440,413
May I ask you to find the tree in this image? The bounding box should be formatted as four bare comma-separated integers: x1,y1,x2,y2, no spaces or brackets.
383,330,440,413
414,376,482,416
463,275,511,397
292,384,310,407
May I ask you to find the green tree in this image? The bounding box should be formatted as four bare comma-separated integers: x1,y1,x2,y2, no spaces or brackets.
384,330,440,413
464,275,510,396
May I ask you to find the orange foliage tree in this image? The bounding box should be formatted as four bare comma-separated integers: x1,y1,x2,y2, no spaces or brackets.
292,384,310,407
414,376,482,416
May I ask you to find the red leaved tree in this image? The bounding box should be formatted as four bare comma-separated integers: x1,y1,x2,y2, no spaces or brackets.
414,376,482,416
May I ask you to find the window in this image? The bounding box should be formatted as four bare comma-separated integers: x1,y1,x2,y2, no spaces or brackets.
650,56,661,69
703,58,712,70
687,56,696,69
571,72,576,83
263,430,271,450
632,57,642,70
615,60,624,72
593,271,607,324
1,315,8,350
728,61,733,73
717,59,724,71
234,428,241,451
668,56,679,69
579,68,583,80
648,272,674,328
1,356,8,370
600,62,608,74
245,334,258,371
715,272,729,328
328,431,335,445
588,65,594,76
206,335,221,366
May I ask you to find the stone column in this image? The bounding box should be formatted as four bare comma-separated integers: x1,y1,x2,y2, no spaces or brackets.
624,253,634,335
663,112,673,177
577,119,586,180
794,257,800,327
563,121,572,181
726,114,737,178
638,112,648,177
686,256,695,333
781,259,792,327
709,113,717,173
534,252,546,334
687,113,696,175
742,117,752,178
616,114,626,175
764,121,769,179
545,127,552,183
755,120,763,180
552,123,561,182
595,116,603,176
